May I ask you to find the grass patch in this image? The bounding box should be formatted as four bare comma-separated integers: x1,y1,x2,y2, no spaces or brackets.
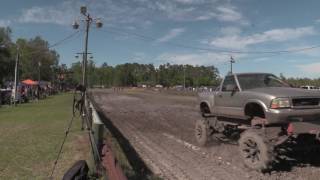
0,93,90,180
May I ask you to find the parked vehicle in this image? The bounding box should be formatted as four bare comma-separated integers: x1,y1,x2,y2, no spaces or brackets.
300,85,319,90
155,84,164,88
197,73,320,171
0,89,12,105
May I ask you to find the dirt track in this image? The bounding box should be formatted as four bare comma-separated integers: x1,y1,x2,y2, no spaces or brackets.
93,89,320,180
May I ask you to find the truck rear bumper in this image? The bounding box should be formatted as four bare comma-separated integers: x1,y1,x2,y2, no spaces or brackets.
266,108,320,124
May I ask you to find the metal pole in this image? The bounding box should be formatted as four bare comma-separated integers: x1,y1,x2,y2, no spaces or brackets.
51,66,54,88
38,62,41,82
76,51,91,88
83,15,90,87
80,14,91,137
230,56,235,74
72,7,104,176
81,16,90,131
13,46,19,106
82,53,85,83
183,65,186,90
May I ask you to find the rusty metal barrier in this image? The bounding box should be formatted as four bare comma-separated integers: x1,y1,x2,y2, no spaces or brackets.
101,140,128,180
86,94,127,180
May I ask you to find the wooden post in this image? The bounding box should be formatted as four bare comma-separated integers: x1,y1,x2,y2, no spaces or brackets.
91,102,104,149
89,102,104,175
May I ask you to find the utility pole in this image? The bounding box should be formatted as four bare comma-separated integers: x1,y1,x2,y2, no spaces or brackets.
230,56,235,74
75,52,93,87
83,17,90,87
51,65,55,88
76,52,92,66
183,65,186,91
72,6,103,175
13,46,19,106
73,6,102,88
38,61,41,83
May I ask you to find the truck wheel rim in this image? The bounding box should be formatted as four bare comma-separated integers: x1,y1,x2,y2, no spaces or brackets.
242,138,261,164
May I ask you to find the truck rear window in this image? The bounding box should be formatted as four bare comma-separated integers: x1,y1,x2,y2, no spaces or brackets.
237,74,289,90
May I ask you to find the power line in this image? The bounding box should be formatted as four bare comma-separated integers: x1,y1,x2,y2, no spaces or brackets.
49,30,81,48
22,30,81,56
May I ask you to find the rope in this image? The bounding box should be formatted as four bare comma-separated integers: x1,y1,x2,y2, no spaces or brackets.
50,86,101,178
49,115,76,179
49,88,82,179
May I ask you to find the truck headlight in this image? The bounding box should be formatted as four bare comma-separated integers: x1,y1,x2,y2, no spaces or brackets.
270,98,291,109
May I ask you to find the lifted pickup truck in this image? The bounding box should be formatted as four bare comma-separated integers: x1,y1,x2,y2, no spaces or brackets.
196,73,320,171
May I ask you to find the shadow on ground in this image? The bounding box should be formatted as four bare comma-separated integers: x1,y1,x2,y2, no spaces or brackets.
271,134,320,172
211,133,320,173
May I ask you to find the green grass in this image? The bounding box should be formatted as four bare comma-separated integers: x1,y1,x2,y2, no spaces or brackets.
0,93,90,180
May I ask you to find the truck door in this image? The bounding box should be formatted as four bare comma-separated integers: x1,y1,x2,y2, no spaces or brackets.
215,75,243,117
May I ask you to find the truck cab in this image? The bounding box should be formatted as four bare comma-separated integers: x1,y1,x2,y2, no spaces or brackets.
196,73,320,171
199,73,320,125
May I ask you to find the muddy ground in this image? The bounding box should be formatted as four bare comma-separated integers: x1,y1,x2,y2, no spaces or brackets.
92,89,320,180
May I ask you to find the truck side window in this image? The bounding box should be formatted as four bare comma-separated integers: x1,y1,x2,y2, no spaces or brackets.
222,76,237,92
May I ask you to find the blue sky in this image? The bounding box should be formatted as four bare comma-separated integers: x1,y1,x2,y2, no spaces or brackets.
1,0,320,78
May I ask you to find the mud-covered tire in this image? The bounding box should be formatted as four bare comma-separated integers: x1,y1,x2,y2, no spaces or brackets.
239,129,274,171
195,119,210,146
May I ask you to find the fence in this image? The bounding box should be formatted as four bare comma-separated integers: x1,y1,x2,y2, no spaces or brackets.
84,93,127,180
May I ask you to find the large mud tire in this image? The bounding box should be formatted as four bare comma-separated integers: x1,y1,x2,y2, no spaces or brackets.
195,119,210,146
239,129,274,171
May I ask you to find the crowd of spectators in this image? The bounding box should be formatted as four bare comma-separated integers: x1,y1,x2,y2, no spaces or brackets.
0,80,58,106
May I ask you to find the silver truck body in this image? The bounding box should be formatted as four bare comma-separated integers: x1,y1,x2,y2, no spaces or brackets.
199,73,320,124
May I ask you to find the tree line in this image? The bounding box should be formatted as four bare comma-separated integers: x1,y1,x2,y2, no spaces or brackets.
68,62,221,88
67,62,320,89
0,27,59,87
280,73,320,87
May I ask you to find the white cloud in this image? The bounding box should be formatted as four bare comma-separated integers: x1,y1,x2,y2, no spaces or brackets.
16,0,247,28
195,12,217,21
210,26,316,50
297,62,320,74
216,6,243,22
220,26,242,35
157,28,185,42
252,57,269,63
174,0,206,4
193,5,249,25
0,20,11,27
156,52,246,66
18,1,79,25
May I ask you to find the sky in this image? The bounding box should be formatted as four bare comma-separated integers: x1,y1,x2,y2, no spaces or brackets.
1,0,320,78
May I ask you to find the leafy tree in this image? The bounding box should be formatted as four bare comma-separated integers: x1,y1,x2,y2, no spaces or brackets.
17,36,59,81
280,74,320,87
0,27,14,84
